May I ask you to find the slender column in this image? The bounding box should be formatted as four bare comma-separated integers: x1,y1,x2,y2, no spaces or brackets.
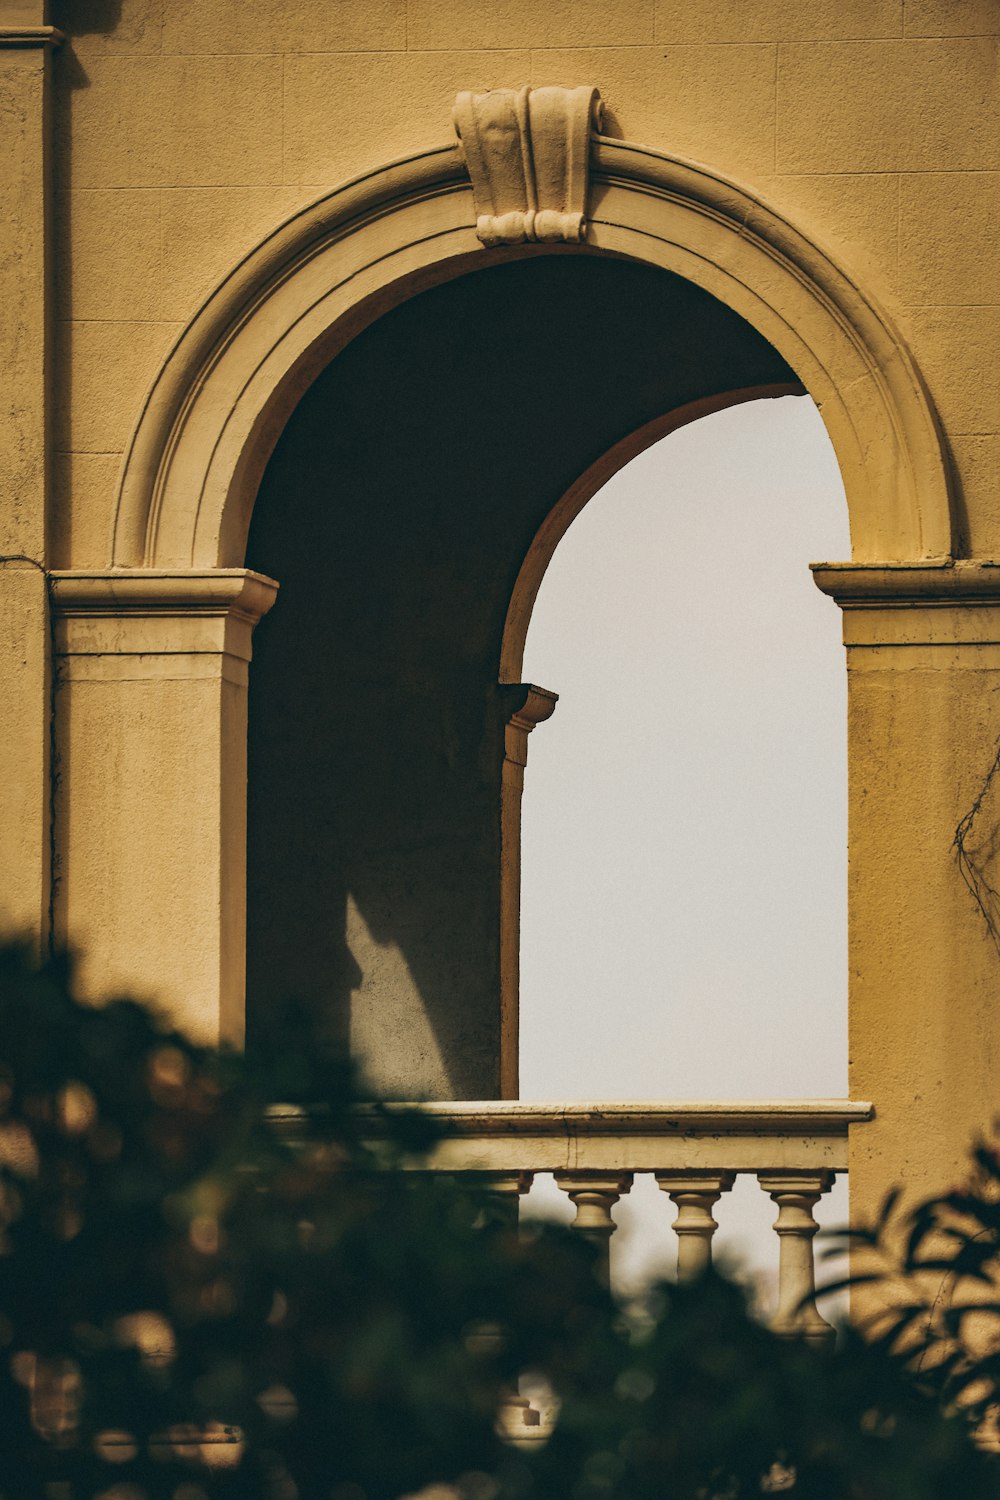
499,684,557,1098
462,1171,541,1444
0,5,61,943
656,1171,735,1282
554,1171,632,1286
758,1170,835,1344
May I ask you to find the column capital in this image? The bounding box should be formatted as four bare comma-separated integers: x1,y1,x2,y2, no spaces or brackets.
655,1170,736,1197
757,1170,836,1199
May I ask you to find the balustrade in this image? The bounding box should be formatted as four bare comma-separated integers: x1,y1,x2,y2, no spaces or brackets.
262,1098,874,1448
348,1100,873,1341
269,1099,871,1343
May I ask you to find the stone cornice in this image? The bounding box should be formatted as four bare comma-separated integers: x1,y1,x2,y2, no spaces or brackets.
49,568,279,626
0,24,62,44
812,560,1000,607
50,570,279,665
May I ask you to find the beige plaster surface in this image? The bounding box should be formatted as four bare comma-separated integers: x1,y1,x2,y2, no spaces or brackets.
897,306,1000,438
898,172,1000,306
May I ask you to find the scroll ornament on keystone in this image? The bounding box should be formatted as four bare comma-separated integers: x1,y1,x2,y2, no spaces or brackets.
453,85,604,247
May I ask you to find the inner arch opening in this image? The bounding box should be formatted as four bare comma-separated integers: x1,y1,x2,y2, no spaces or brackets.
519,397,849,1103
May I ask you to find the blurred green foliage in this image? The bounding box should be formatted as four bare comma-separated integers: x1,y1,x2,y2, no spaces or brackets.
0,945,995,1499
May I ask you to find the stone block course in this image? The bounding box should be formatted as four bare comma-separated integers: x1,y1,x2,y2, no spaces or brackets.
407,0,653,51
283,49,530,187
903,0,999,37
57,319,182,454
897,306,1000,438
59,53,283,188
53,0,163,58
763,173,899,296
948,435,1000,557
51,452,123,569
158,186,306,322
57,189,161,321
899,172,1000,306
161,0,405,57
654,0,902,44
531,45,776,180
777,38,1000,173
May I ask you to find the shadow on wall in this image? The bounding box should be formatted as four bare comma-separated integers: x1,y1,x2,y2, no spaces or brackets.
52,0,123,33
245,252,801,1101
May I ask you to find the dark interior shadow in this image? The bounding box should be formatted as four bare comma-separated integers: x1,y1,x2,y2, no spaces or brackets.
52,0,124,43
245,253,801,1099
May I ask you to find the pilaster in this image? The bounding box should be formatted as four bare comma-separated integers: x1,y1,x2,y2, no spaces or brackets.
813,561,1000,1219
49,570,278,1044
0,2,60,940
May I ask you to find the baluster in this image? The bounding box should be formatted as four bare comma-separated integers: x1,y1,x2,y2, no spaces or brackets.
758,1171,835,1344
554,1172,632,1286
463,1173,541,1441
471,1170,533,1227
655,1171,735,1282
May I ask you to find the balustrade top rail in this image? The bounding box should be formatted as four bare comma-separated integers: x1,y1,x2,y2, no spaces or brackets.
269,1100,873,1174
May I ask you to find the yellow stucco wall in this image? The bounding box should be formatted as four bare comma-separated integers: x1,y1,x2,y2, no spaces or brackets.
3,0,1000,1223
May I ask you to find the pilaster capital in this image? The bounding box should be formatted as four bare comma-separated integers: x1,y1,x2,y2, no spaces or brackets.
757,1170,836,1199
812,561,1000,654
0,2,62,45
50,569,279,672
812,560,1000,608
655,1171,736,1198
0,24,62,44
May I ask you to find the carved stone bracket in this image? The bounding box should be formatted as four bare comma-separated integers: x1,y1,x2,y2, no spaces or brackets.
503,683,559,781
454,85,603,247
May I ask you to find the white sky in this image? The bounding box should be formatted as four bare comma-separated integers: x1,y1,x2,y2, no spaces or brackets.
515,395,852,1299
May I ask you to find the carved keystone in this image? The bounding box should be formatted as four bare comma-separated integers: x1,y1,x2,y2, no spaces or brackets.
454,85,603,247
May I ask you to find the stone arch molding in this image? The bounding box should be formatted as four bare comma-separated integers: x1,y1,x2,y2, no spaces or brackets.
112,90,954,572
